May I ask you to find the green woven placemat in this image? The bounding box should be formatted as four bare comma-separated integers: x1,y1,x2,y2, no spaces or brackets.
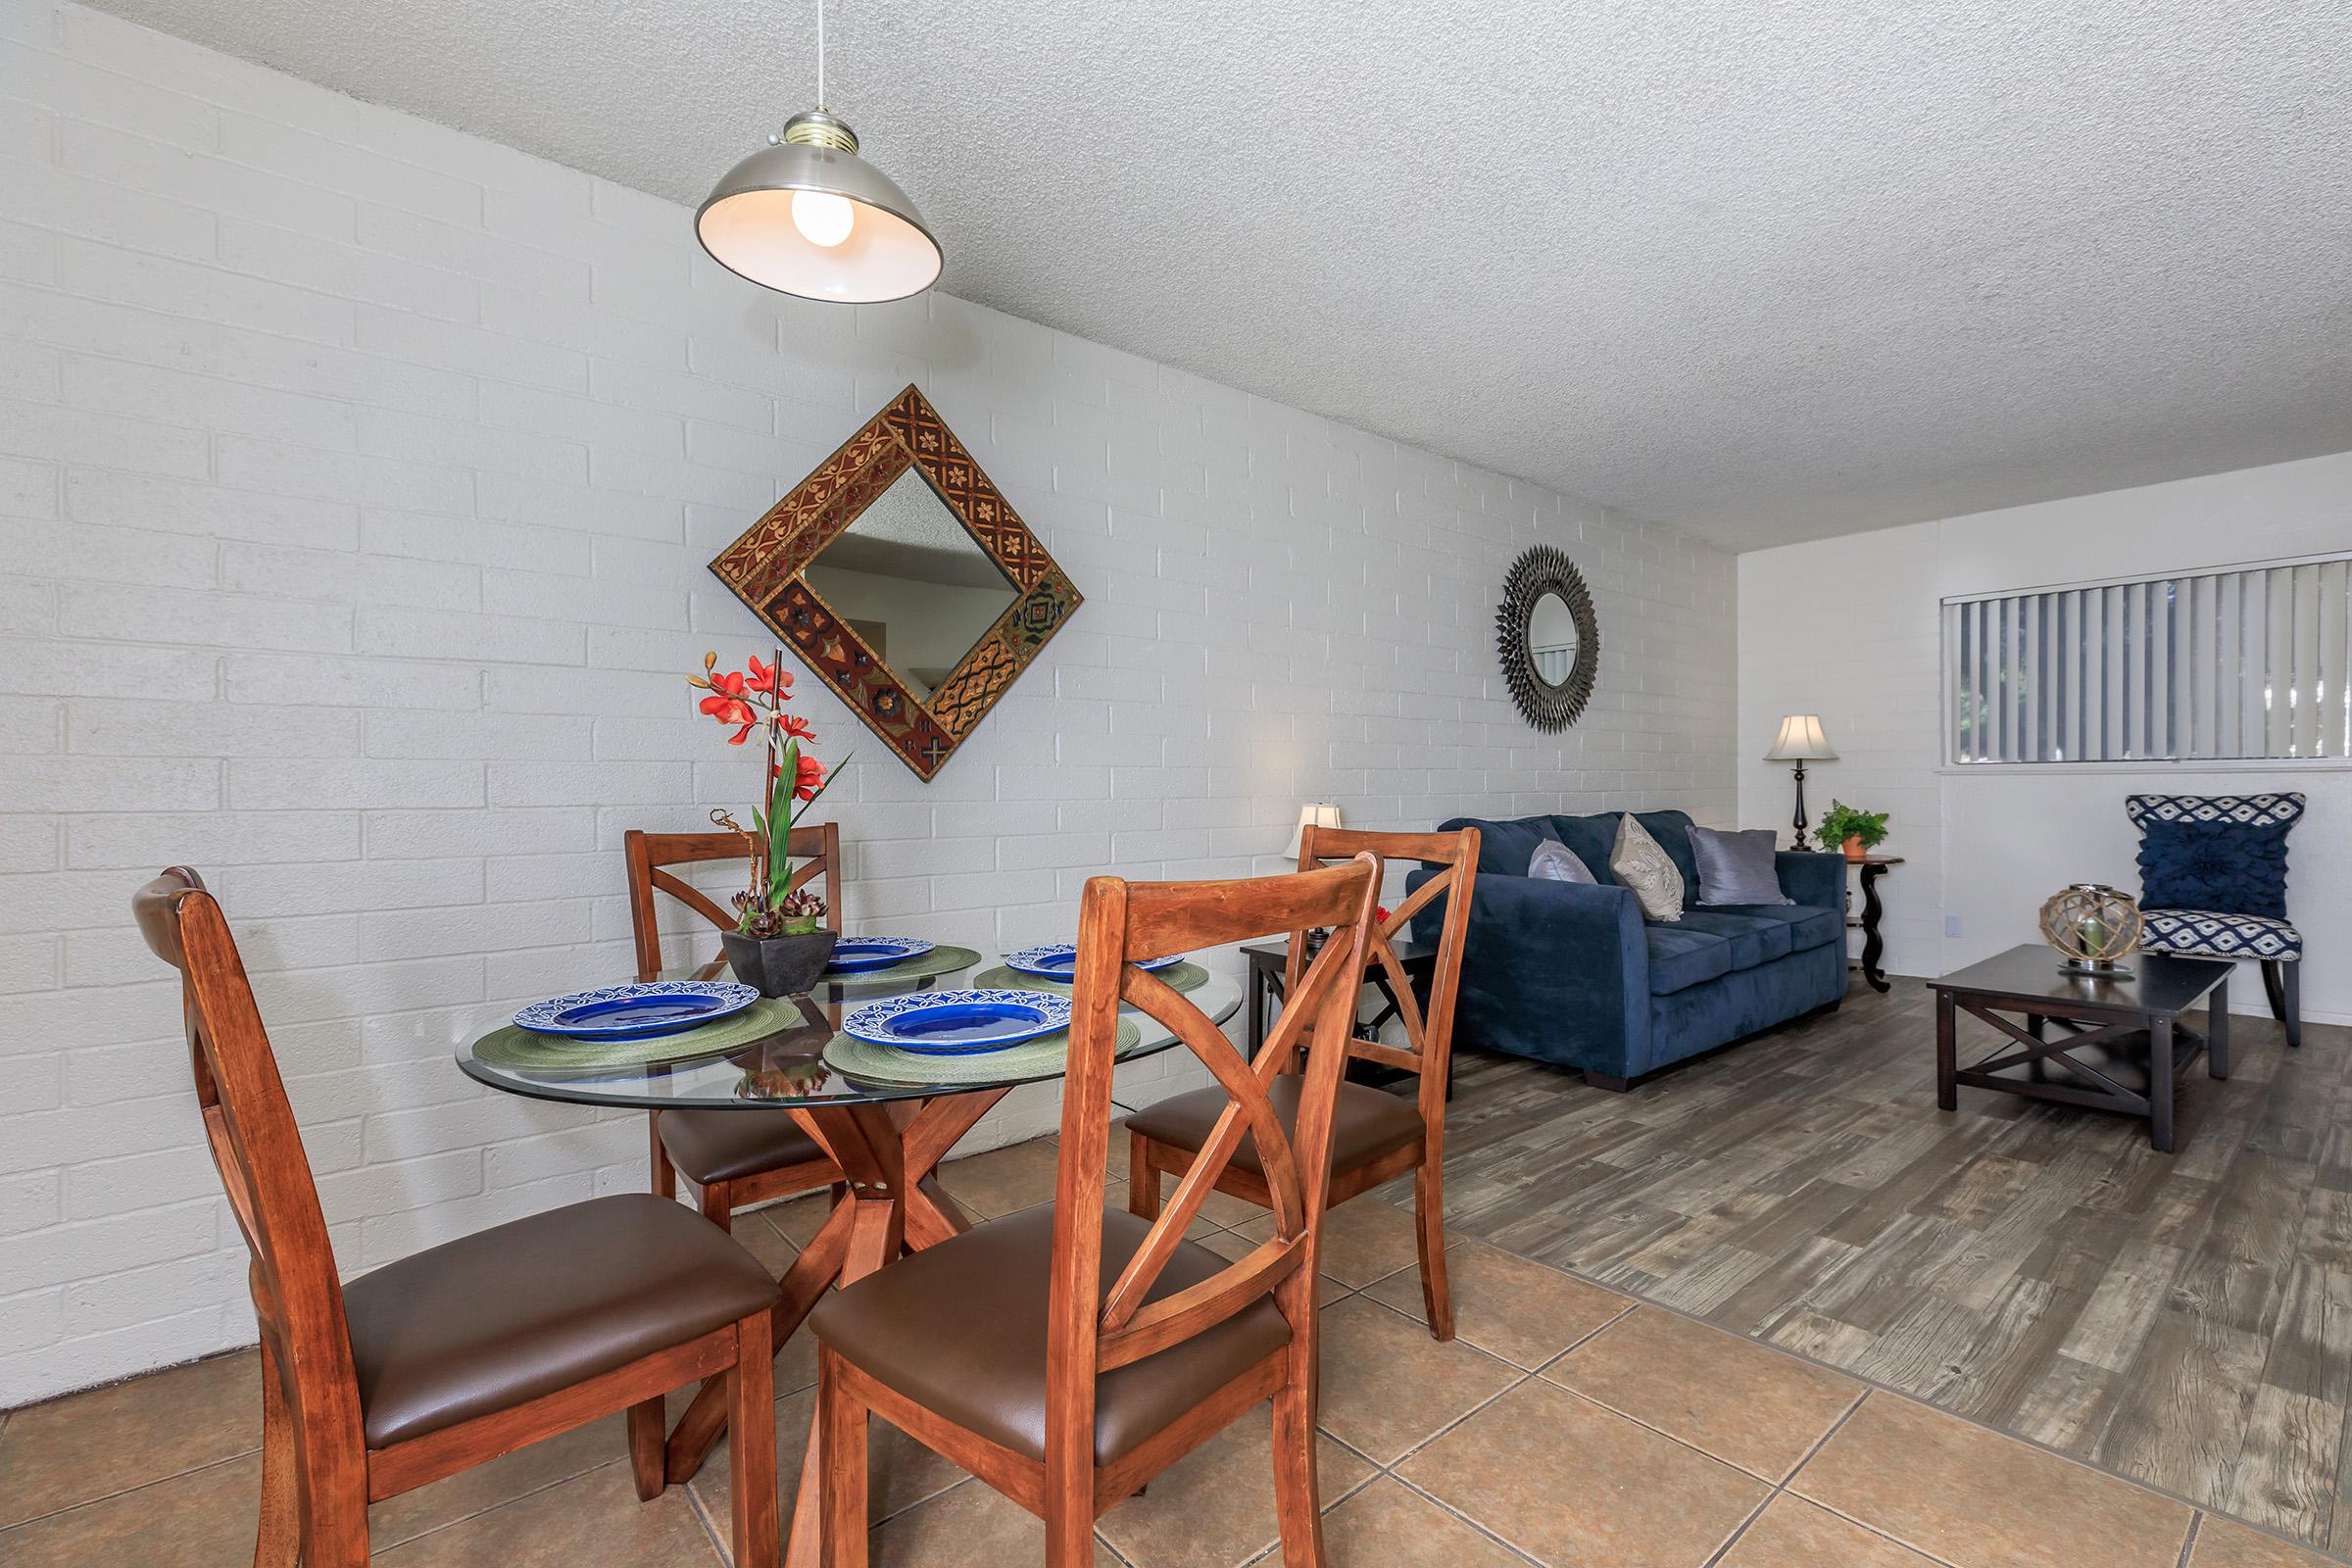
822,1016,1140,1086
474,998,805,1072
819,943,984,987
968,959,1210,996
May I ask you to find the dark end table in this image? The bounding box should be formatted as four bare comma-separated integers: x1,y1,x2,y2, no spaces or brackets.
1927,944,2232,1152
1848,855,1903,993
1241,937,1443,1093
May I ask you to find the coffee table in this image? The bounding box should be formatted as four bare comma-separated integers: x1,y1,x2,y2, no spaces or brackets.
1928,944,2231,1152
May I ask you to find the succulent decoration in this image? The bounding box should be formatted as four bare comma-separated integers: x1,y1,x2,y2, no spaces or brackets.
689,650,843,938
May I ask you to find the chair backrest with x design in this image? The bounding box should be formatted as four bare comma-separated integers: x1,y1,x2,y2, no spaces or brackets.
1291,824,1480,1124
1049,856,1379,1462
622,823,842,982
132,867,368,1488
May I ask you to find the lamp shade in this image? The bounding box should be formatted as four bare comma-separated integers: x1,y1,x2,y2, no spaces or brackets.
697,113,942,304
1764,714,1838,761
1286,803,1344,859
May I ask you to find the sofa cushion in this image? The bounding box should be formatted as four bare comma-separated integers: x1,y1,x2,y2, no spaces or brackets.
1645,924,1736,995
1677,911,1791,968
1708,903,1840,954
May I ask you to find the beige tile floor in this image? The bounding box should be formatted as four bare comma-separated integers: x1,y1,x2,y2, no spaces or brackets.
2,1135,2343,1568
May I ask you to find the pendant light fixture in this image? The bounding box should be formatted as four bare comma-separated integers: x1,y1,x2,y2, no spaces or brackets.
696,0,941,304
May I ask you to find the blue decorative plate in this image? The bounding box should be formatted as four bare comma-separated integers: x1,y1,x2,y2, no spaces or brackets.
1004,944,1183,979
512,981,760,1041
823,936,937,973
841,989,1073,1054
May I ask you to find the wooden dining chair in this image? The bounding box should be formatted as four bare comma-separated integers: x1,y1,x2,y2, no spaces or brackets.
1124,825,1479,1341
131,867,781,1568
624,824,844,1230
808,856,1382,1567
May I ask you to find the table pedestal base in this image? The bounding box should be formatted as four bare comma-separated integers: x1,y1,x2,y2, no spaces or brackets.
662,1090,1008,1567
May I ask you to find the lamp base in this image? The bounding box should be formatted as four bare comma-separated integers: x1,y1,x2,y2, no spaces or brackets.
1788,761,1812,852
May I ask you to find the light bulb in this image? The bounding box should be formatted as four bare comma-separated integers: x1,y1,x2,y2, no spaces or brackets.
790,189,856,248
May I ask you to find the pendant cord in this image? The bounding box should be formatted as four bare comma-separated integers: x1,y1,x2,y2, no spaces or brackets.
815,0,826,108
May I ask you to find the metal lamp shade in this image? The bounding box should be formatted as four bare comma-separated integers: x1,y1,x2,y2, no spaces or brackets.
697,141,941,304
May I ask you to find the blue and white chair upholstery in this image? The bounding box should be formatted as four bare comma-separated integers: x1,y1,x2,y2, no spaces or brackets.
2127,793,2304,1047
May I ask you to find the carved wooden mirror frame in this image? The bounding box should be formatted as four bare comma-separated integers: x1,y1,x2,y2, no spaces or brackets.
708,385,1083,780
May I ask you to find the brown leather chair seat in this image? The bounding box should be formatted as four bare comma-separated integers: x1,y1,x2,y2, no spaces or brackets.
660,1108,828,1185
1123,1077,1424,1177
808,1205,1290,1464
344,1194,779,1447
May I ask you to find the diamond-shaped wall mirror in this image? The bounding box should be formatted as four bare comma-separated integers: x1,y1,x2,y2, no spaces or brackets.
709,385,1083,779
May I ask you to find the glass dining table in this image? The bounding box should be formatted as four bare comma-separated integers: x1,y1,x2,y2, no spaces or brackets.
457,946,1243,1567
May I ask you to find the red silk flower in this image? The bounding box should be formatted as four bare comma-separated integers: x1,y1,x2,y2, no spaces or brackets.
746,656,792,696
774,753,825,802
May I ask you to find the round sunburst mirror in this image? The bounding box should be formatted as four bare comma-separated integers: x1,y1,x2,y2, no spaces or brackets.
1497,545,1599,731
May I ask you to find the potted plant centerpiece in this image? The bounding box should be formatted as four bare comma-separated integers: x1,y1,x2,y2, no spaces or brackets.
690,649,844,996
1817,800,1890,862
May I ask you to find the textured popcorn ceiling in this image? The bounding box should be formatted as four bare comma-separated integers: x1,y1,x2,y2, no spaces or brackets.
79,0,2352,548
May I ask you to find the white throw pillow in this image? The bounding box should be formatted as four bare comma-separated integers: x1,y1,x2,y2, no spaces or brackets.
1609,813,1685,922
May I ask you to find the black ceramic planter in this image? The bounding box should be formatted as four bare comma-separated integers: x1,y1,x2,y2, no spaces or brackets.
718,928,839,997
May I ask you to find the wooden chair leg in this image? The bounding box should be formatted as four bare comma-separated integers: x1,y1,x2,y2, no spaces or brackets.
1127,1134,1159,1220
2282,962,2302,1048
816,1350,867,1568
253,1340,299,1568
1270,1374,1325,1565
294,1441,369,1568
731,1311,779,1568
649,1109,674,1200
1269,1269,1326,1567
1412,1159,1454,1343
698,1176,734,1232
1043,1488,1095,1568
626,1397,666,1501
2263,959,2286,1023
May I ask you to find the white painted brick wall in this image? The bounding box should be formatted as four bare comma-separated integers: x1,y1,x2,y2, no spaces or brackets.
0,0,1737,1406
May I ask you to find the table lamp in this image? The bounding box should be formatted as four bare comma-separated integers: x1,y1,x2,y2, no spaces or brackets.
1286,803,1343,860
1764,716,1837,851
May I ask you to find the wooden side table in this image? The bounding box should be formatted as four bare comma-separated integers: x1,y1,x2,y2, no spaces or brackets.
1240,937,1443,1092
1847,855,1903,993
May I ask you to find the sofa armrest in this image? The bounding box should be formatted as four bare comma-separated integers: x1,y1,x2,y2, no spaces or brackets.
1776,851,1846,912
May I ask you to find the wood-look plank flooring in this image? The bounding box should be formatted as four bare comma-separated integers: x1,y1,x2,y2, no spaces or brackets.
1425,975,2352,1552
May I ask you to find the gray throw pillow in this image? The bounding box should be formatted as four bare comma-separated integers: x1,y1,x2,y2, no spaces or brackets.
1689,825,1793,906
1528,838,1597,884
1609,813,1685,922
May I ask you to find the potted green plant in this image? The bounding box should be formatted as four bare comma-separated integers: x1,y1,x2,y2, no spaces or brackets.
1816,800,1890,862
689,649,845,996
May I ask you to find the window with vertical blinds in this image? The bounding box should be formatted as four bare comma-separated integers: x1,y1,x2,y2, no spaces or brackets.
1943,553,2352,764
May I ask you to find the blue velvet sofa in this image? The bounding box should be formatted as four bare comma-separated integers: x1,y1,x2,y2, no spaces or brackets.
1405,810,1847,1089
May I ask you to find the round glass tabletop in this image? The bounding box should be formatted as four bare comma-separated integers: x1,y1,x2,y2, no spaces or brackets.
457,951,1243,1111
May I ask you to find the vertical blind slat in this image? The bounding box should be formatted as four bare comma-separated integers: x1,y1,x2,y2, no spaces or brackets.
1944,552,2352,763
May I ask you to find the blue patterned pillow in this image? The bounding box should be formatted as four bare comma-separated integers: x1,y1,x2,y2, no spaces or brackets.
2137,819,2289,918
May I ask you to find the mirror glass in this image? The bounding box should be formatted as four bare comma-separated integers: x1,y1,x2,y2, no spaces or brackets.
1528,591,1580,687
802,469,1019,704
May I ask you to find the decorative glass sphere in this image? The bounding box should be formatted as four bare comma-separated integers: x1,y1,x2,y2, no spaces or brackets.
2037,883,2143,968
